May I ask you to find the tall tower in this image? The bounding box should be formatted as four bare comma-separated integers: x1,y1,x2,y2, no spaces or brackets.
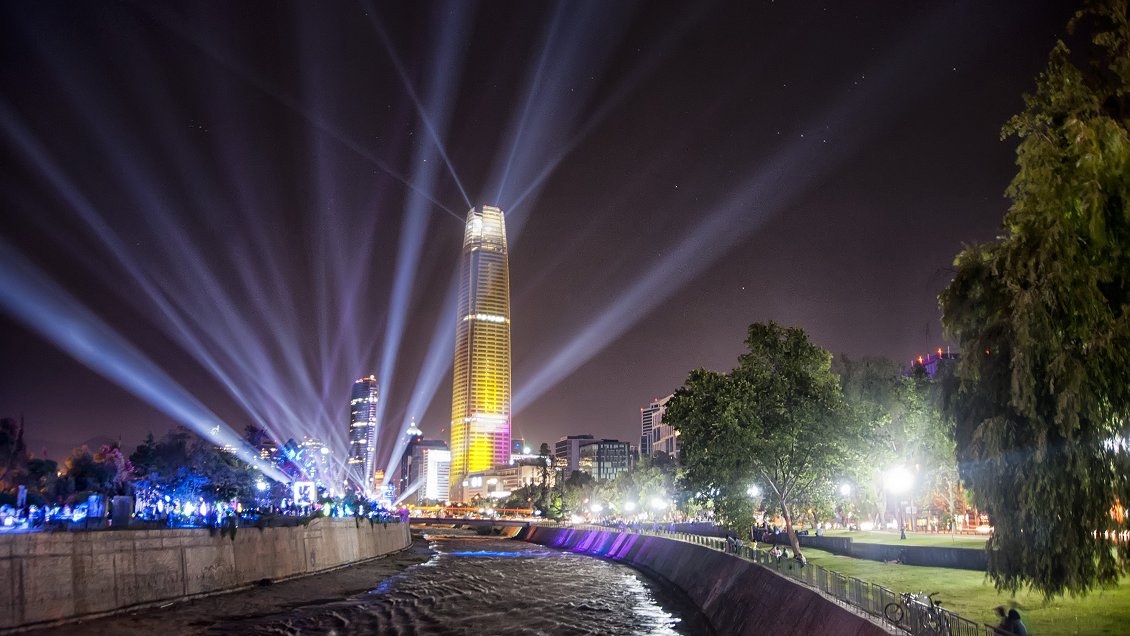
450,205,512,499
348,375,379,490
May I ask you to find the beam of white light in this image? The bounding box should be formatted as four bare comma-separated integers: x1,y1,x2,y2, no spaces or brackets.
379,2,726,476
6,88,360,495
492,2,565,206
0,240,289,483
503,1,722,221
0,98,317,461
381,270,459,482
17,19,380,467
364,0,473,210
363,2,474,484
134,2,464,223
513,3,973,413
484,1,636,242
8,6,394,483
394,478,422,507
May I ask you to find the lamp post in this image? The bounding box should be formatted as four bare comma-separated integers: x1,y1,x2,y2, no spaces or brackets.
883,467,914,540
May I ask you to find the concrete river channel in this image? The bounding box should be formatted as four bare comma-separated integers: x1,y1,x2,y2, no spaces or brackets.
41,529,713,635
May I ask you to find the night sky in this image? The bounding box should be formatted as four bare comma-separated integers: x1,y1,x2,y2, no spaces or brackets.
0,1,1074,468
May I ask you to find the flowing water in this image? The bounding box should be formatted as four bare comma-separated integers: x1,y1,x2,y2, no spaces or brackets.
201,531,712,635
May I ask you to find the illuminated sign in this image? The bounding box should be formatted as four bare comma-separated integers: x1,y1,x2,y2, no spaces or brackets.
292,481,317,506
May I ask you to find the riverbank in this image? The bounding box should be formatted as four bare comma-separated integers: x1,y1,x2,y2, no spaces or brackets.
519,525,891,636
26,537,433,636
0,517,410,632
801,546,1130,635
37,529,709,635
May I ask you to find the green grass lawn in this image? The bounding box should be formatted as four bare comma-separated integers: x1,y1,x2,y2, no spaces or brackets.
819,529,989,549
797,547,1130,635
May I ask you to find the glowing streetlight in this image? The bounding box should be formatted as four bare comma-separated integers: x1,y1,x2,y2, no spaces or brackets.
590,503,603,514
256,480,268,492
883,466,914,494
838,483,851,497
747,485,761,498
884,466,915,539
624,501,637,512
650,497,668,511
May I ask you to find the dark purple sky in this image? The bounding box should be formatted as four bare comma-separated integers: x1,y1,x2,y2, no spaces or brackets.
0,1,1074,466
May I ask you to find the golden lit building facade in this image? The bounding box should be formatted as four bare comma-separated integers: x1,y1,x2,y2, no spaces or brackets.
450,205,512,499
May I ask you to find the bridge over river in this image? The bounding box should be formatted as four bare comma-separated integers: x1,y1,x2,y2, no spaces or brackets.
407,516,536,528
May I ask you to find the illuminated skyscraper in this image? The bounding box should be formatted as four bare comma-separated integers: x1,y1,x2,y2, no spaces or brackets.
348,375,379,489
450,205,512,499
640,395,672,458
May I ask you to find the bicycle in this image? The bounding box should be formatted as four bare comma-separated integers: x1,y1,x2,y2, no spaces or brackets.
918,593,950,636
882,591,916,625
883,591,950,635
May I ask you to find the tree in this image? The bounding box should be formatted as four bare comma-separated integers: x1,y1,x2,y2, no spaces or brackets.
533,443,555,515
558,470,595,517
63,447,118,495
666,322,876,556
940,0,1130,597
835,356,907,527
25,458,58,499
0,417,28,489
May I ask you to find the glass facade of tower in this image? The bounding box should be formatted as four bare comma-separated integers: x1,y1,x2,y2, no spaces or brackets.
349,375,379,488
450,205,512,498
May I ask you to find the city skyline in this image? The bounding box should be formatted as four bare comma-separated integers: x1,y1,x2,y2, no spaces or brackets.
0,2,1074,468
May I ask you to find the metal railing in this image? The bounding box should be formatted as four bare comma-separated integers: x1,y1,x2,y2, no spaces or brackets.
572,524,996,636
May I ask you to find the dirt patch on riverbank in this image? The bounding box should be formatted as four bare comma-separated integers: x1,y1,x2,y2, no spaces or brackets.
29,537,434,636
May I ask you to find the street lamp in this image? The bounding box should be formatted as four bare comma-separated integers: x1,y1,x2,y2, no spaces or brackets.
838,483,851,497
747,485,761,498
884,466,914,540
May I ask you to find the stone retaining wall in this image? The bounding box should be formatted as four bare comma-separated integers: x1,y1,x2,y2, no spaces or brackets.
0,518,410,632
519,526,890,636
766,534,987,570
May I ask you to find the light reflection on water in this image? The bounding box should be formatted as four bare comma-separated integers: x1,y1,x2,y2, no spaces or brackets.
205,532,710,635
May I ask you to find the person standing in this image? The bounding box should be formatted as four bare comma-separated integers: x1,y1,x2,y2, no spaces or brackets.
1003,609,1029,636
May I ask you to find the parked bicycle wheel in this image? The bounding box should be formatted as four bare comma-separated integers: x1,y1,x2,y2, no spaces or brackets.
883,602,904,624
919,611,948,636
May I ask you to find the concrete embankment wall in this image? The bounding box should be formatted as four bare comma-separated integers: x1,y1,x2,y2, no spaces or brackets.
766,534,987,570
519,526,889,636
0,518,410,632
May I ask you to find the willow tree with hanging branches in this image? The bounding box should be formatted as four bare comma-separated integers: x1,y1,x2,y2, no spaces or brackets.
940,0,1130,597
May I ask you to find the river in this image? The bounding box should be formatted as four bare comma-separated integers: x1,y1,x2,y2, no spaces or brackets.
44,530,713,635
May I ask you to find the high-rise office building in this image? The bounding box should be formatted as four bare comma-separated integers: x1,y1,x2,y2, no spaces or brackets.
395,418,425,500
554,434,632,481
640,395,671,458
555,434,595,475
349,375,379,490
450,205,512,500
591,439,633,481
401,436,452,504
